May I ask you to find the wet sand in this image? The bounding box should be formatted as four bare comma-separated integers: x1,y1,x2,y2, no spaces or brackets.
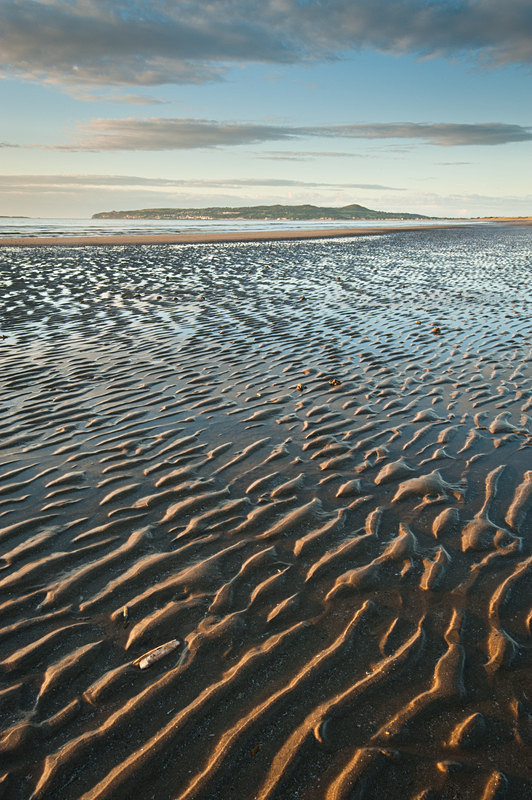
0,226,531,799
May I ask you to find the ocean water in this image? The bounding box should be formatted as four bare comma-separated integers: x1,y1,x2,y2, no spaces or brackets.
0,215,479,238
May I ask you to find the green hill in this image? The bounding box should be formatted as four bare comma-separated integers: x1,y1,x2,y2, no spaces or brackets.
92,204,431,221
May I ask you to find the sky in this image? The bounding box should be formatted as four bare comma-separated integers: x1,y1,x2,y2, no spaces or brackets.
1,0,531,219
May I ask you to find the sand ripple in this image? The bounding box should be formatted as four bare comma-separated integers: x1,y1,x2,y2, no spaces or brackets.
0,226,531,798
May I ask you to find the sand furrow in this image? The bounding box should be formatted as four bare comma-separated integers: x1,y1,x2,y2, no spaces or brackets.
0,226,531,798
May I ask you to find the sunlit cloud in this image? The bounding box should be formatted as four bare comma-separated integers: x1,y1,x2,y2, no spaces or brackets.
59,118,296,150
71,90,170,105
56,117,532,151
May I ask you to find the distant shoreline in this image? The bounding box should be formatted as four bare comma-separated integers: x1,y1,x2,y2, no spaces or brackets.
90,202,432,222
0,218,530,248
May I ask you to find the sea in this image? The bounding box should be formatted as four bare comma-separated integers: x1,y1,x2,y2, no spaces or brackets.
0,215,480,238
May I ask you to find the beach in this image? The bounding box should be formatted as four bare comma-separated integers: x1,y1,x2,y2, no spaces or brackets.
0,223,531,799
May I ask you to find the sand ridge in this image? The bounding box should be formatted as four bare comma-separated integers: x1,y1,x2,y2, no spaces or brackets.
0,225,531,798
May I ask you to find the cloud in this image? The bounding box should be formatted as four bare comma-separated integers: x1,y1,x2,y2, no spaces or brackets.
257,150,364,161
0,174,403,192
305,122,532,147
71,90,169,105
1,1,531,89
60,118,297,150
57,117,532,150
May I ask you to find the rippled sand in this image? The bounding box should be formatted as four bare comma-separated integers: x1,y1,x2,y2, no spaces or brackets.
0,226,531,799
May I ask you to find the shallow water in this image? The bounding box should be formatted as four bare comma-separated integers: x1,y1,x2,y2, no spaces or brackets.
0,226,531,799
0,215,476,238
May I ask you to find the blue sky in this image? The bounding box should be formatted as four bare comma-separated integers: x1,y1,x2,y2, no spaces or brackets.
1,0,531,218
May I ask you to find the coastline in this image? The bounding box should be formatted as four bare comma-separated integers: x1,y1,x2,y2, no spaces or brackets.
0,218,530,248
0,222,475,247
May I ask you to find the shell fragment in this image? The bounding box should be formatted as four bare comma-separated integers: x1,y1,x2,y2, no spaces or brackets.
133,638,180,670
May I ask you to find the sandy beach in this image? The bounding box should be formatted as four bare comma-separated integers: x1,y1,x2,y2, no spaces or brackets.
0,224,531,799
